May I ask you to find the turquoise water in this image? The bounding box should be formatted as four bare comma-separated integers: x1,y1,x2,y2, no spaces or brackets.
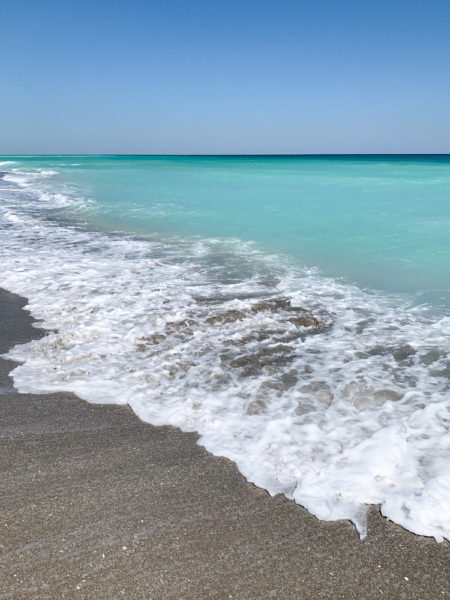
2,155,450,540
4,154,450,305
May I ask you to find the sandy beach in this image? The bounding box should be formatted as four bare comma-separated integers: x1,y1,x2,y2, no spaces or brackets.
0,287,449,599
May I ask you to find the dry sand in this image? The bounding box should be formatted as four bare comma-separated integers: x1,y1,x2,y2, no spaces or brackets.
0,288,449,599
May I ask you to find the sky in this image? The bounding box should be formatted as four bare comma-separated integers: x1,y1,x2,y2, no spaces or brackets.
1,0,450,154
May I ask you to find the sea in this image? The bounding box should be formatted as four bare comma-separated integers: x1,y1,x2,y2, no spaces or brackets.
1,155,449,541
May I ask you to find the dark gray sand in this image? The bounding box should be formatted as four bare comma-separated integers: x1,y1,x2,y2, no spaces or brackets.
0,288,449,599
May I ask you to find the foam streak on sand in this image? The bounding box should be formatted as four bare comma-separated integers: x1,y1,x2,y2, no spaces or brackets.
1,166,450,541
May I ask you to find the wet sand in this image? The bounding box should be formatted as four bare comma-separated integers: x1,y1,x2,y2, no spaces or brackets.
0,287,449,599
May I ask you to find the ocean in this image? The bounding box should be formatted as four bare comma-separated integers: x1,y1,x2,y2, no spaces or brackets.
1,155,449,541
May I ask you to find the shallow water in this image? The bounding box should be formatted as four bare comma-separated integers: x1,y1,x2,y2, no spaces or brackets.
1,155,450,540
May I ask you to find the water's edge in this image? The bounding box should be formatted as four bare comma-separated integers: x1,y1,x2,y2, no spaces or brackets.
0,286,415,541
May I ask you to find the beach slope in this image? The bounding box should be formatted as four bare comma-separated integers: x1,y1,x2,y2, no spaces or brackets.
0,288,449,599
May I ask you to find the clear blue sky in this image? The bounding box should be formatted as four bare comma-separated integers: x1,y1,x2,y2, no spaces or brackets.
2,0,450,154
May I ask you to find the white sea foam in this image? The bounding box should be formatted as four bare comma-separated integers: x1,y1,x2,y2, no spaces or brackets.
3,169,58,183
1,168,450,541
2,168,87,211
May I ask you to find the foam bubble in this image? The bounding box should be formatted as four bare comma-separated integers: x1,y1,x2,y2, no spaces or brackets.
1,169,450,541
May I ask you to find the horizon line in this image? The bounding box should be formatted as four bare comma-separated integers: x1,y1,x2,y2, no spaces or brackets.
2,153,450,157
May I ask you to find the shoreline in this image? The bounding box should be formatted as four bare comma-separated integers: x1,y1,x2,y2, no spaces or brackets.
0,287,449,599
